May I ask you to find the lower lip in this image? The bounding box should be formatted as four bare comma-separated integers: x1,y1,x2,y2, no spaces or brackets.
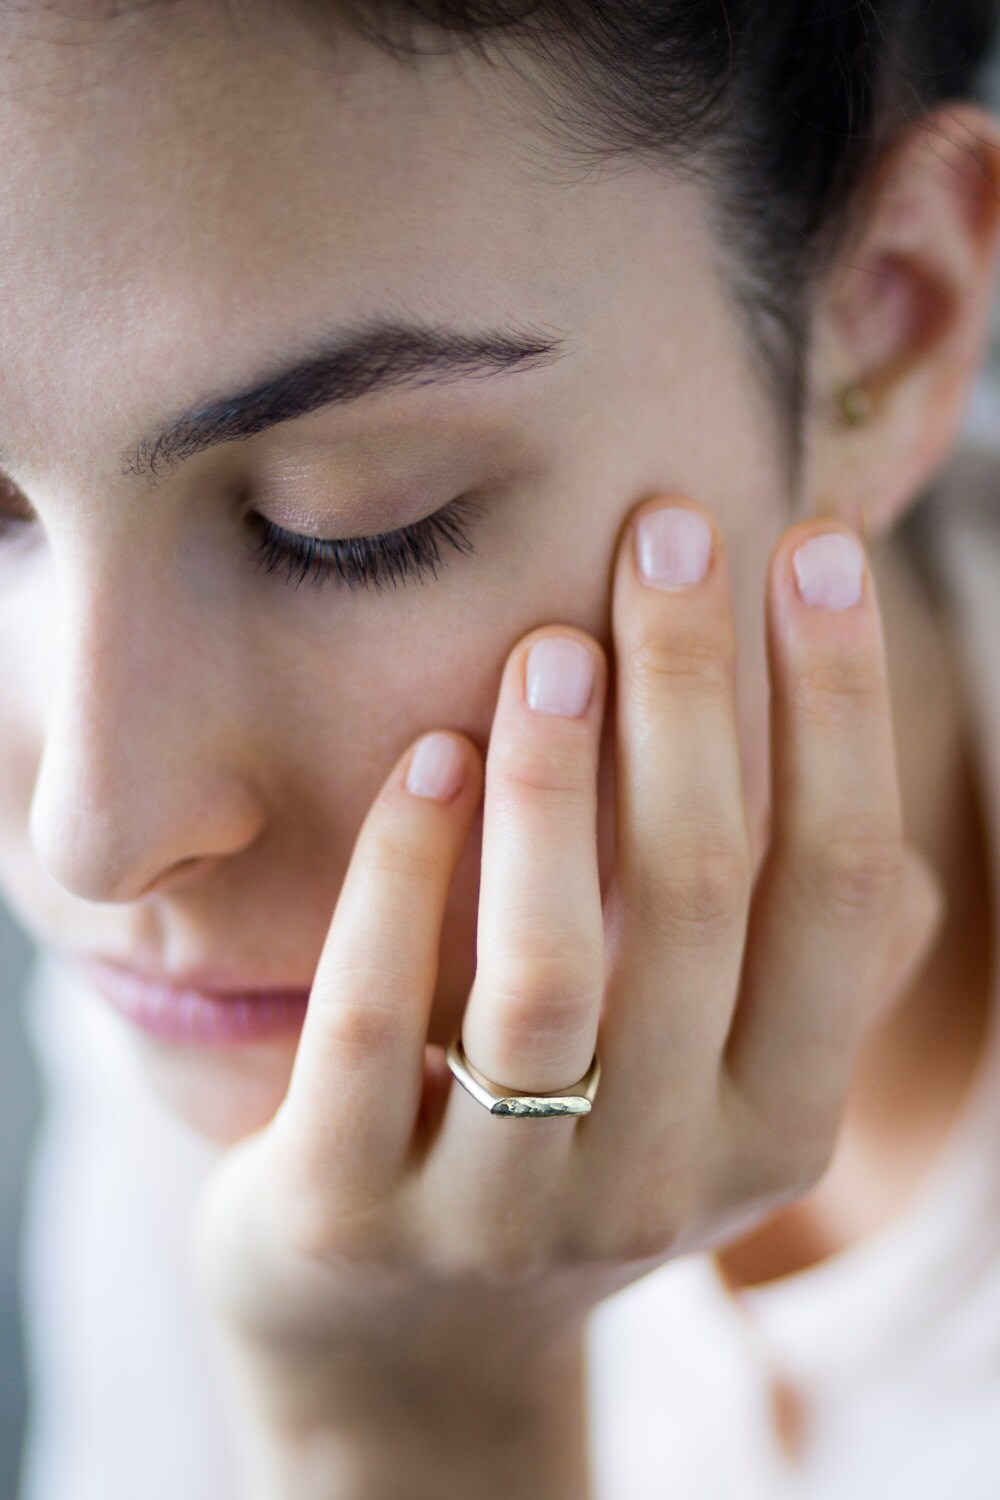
74,958,310,1046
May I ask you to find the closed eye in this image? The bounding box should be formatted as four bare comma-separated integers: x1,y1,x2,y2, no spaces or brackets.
246,494,485,592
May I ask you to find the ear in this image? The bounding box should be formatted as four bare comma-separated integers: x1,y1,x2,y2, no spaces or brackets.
802,102,1000,537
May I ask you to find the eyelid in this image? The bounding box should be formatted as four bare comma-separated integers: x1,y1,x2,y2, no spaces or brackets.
259,451,474,536
248,492,486,592
257,495,443,543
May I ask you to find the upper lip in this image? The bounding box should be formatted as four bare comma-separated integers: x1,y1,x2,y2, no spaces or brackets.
73,952,312,997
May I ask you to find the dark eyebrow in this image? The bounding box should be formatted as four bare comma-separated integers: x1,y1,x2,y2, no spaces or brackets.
119,317,570,483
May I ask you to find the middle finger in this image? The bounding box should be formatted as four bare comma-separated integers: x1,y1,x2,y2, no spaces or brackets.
581,498,754,1161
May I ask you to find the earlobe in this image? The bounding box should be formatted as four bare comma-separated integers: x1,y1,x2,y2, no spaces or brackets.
836,381,876,427
804,102,1000,538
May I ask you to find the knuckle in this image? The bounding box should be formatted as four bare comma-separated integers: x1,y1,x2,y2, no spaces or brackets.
590,1215,682,1267
365,827,439,889
807,822,905,916
626,624,735,705
790,651,884,726
281,1180,386,1267
480,1235,559,1288
721,1074,839,1212
310,971,403,1052
640,833,752,937
204,1134,384,1282
566,1136,700,1268
495,741,595,801
433,1231,557,1290
745,1094,842,1201
742,1131,833,1209
479,947,602,1039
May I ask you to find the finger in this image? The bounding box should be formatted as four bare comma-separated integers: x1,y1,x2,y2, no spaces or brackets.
722,524,907,1166
578,498,753,1174
426,626,607,1200
876,843,946,1022
271,729,483,1218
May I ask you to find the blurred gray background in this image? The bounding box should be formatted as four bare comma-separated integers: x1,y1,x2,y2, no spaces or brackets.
0,910,41,1500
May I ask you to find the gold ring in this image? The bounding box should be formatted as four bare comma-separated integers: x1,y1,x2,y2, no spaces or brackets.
445,1034,601,1117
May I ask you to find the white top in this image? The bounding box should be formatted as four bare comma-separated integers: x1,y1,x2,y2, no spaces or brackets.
14,429,1000,1499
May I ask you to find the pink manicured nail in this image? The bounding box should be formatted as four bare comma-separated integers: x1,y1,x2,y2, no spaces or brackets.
636,506,713,588
525,637,595,717
405,733,466,800
793,532,865,610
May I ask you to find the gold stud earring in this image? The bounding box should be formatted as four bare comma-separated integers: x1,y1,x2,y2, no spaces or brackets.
837,381,876,426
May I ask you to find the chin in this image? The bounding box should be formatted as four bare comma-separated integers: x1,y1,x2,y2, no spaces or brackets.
133,1030,299,1147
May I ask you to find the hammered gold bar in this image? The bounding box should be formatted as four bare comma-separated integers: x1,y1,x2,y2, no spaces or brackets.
445,1036,601,1117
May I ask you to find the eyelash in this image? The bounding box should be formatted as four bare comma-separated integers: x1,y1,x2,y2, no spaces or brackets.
248,494,485,593
0,487,485,594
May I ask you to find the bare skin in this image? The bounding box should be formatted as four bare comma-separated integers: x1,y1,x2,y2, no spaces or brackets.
716,526,996,1289
1,7,1000,1491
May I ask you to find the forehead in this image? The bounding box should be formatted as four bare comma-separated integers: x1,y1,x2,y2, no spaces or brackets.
0,6,587,472
0,4,720,495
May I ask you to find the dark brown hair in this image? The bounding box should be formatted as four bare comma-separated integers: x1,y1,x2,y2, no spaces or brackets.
326,1,1000,484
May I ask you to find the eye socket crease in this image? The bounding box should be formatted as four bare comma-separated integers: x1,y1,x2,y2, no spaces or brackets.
115,315,572,487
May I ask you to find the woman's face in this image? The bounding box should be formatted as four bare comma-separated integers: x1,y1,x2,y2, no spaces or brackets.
0,4,789,1142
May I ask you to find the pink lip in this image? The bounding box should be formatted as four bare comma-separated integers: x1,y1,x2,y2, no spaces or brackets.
81,952,311,996
72,956,311,1047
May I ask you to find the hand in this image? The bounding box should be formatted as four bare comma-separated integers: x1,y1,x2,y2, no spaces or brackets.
190,495,943,1451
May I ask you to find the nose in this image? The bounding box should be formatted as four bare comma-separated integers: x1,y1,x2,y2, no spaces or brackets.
28,547,266,904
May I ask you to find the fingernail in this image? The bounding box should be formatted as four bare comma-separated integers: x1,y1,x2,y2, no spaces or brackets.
793,532,865,610
636,506,713,588
405,733,466,800
525,637,595,717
